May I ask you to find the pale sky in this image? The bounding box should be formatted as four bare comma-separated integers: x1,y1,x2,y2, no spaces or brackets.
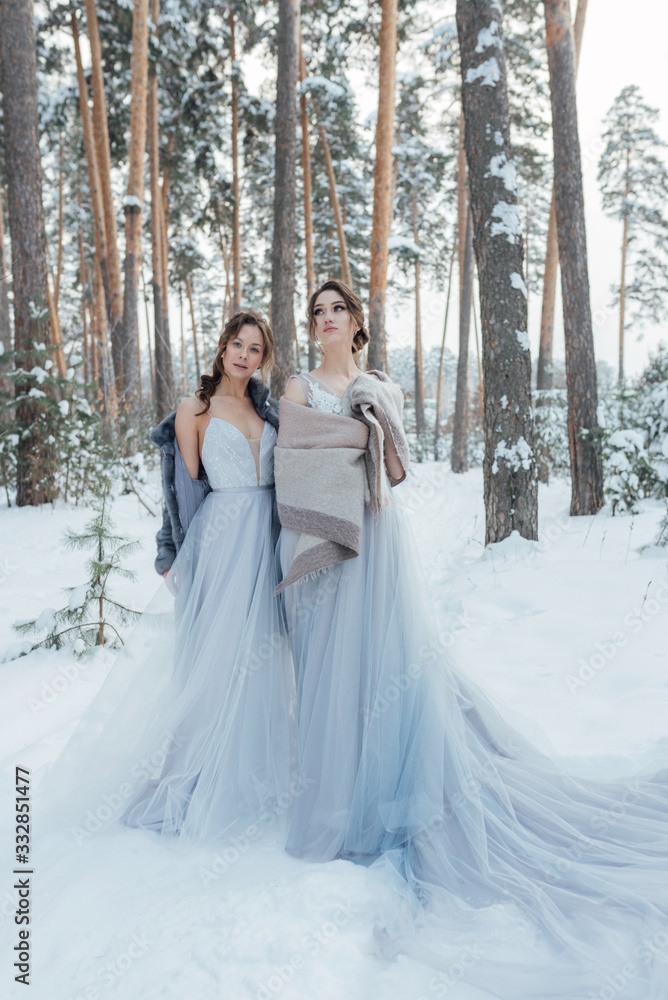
386,0,668,379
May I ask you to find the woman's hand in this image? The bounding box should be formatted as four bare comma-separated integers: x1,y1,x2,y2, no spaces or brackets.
162,567,180,597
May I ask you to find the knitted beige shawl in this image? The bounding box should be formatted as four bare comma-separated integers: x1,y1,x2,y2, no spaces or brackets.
274,371,409,593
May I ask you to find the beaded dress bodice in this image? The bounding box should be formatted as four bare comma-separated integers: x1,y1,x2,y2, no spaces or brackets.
201,418,276,488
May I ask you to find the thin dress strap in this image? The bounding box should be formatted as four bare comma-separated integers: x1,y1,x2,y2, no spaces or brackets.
287,372,314,405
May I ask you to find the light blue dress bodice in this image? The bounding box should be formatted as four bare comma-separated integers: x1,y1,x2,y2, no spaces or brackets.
201,417,276,488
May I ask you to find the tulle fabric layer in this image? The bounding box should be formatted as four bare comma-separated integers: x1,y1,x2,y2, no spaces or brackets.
38,486,296,848
279,503,668,998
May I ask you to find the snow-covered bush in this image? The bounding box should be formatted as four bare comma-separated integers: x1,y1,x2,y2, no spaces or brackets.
0,344,158,507
532,387,570,482
599,346,668,515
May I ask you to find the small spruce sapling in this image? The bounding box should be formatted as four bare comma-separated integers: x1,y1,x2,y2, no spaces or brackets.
12,480,141,655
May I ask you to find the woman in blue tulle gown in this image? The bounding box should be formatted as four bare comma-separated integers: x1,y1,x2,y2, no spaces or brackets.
277,279,668,999
41,312,295,846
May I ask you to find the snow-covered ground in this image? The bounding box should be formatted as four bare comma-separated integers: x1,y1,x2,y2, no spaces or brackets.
0,465,667,999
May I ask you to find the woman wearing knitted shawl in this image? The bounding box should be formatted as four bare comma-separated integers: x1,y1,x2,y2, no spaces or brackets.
274,279,668,998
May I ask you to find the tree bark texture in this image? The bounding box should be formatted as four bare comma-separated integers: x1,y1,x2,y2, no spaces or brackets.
120,0,150,418
544,0,603,516
270,0,300,398
0,0,57,503
457,111,467,300
84,0,125,392
434,238,456,458
72,12,112,394
229,8,242,313
318,123,352,289
185,275,201,385
457,0,538,542
618,148,630,382
148,0,174,421
0,186,12,411
412,190,425,435
298,43,317,370
537,0,588,391
367,0,398,372
451,207,472,474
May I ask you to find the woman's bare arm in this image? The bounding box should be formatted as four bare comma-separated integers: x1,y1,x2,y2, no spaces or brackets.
175,397,205,478
282,376,307,406
383,432,406,484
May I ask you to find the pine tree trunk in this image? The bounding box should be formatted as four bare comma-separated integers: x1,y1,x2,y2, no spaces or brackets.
160,136,172,347
148,0,174,421
451,207,472,474
45,273,67,377
72,11,112,403
472,280,483,417
367,0,398,372
185,274,201,383
618,148,630,383
0,0,57,504
544,0,603,516
0,185,13,413
457,111,467,301
229,7,242,313
412,190,425,435
120,0,149,419
55,139,64,307
317,123,352,288
524,202,530,319
298,42,317,370
270,0,300,398
77,204,91,385
219,230,231,329
457,0,537,542
536,191,558,390
434,238,456,458
140,266,155,404
85,0,125,393
179,286,186,396
160,181,171,385
537,0,588,391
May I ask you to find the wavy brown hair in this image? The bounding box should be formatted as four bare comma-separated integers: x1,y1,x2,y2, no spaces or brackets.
307,279,369,355
195,310,274,413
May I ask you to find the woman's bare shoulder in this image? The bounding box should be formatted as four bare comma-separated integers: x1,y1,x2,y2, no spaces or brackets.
177,396,208,418
283,375,307,405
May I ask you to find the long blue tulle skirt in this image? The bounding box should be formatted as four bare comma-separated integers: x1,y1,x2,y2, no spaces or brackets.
40,485,296,847
278,502,668,998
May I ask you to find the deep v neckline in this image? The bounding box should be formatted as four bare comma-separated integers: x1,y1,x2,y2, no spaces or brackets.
207,416,266,444
202,418,267,486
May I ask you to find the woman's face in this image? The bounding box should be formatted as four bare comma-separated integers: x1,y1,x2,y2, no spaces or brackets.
312,289,356,353
222,324,264,379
